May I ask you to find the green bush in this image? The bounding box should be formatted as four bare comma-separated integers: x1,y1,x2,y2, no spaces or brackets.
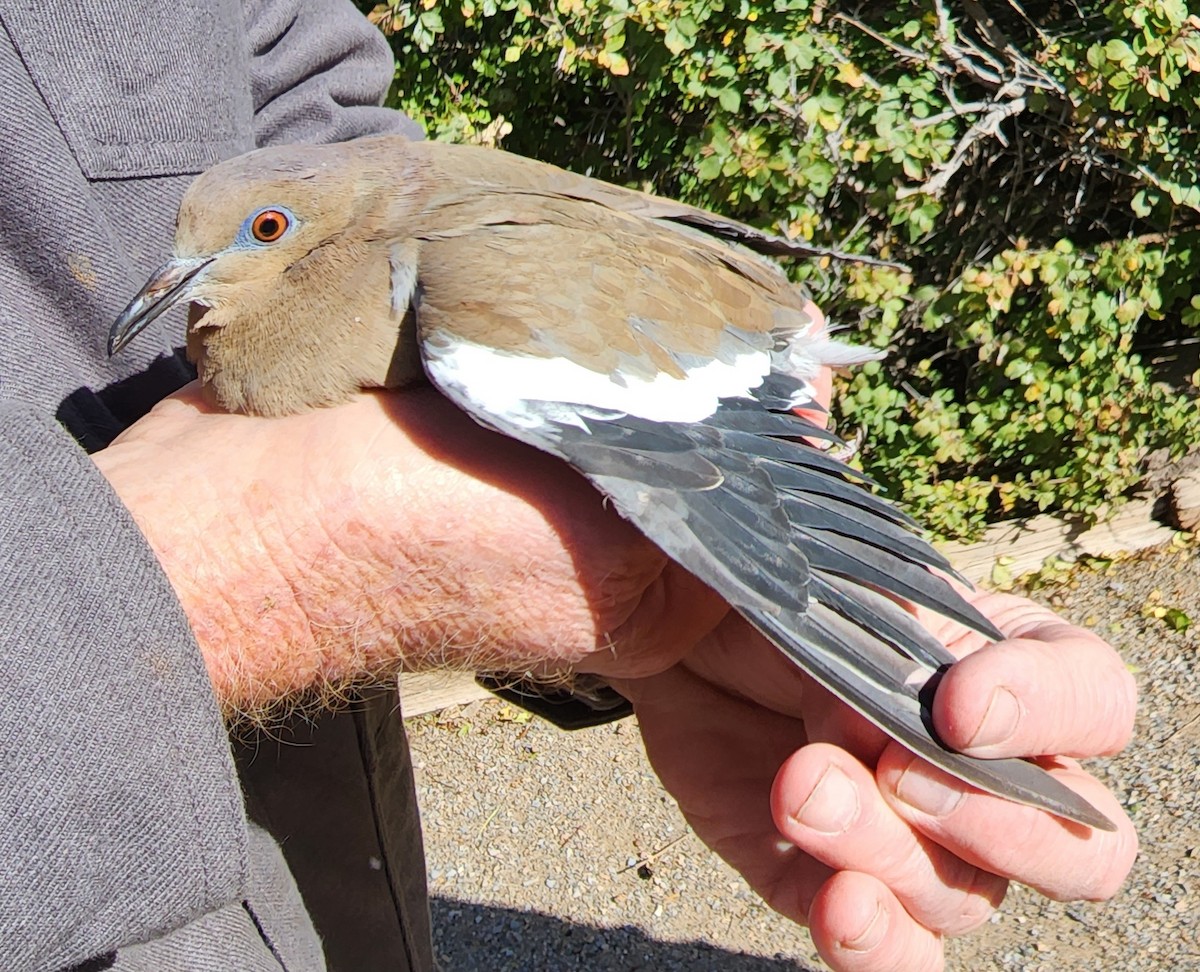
360,0,1200,538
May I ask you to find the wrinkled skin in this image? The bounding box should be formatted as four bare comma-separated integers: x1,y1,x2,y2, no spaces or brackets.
95,369,1136,972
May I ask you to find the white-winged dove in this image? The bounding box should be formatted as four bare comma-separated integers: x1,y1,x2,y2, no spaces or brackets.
110,136,1113,830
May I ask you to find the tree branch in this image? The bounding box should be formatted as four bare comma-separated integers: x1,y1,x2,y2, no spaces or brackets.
897,82,1029,199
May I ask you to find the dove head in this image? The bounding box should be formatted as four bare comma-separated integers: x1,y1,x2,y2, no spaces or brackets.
108,137,428,416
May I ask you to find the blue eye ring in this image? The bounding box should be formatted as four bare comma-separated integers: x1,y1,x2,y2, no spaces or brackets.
239,206,296,246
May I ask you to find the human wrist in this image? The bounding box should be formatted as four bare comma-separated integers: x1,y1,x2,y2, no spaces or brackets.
91,433,320,712
87,391,581,714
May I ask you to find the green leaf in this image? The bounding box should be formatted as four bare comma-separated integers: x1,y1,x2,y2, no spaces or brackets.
717,86,741,112
664,21,695,55
1104,39,1136,68
696,153,723,181
1163,608,1192,632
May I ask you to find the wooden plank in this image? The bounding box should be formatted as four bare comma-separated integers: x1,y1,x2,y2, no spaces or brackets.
399,670,492,718
940,493,1176,586
1171,468,1200,532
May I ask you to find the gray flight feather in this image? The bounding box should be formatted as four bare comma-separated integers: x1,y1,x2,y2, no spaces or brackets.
749,605,1114,831
429,374,1114,832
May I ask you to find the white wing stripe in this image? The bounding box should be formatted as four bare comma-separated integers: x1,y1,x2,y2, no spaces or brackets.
422,328,881,429
423,336,770,426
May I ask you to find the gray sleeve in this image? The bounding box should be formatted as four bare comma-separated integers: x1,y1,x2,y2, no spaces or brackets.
244,0,424,147
0,404,249,972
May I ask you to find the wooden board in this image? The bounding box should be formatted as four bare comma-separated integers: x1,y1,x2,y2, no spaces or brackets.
399,669,492,718
940,492,1178,585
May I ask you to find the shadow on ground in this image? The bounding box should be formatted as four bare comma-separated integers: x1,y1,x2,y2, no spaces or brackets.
431,897,816,971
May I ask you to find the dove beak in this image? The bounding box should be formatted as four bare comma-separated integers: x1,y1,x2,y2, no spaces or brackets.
108,256,213,355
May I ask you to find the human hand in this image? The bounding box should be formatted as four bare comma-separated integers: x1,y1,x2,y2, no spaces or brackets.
94,296,839,719
607,590,1137,971
94,383,729,716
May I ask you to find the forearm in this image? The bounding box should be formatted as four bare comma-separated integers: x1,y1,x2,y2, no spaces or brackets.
93,386,707,718
244,0,423,147
94,428,325,711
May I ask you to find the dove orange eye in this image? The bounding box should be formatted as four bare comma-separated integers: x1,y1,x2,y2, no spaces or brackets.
250,209,290,243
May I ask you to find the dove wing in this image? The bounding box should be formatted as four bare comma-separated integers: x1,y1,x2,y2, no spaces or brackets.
410,140,902,269
405,204,1114,832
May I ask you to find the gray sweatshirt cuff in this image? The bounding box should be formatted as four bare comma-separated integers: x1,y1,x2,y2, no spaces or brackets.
0,404,248,972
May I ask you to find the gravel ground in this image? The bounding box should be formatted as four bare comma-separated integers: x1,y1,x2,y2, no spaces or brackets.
408,542,1200,970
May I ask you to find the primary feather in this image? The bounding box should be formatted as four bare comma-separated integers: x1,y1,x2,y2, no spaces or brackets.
109,135,1114,831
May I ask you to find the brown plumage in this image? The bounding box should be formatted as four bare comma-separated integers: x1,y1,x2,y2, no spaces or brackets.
127,138,828,415
109,136,1115,831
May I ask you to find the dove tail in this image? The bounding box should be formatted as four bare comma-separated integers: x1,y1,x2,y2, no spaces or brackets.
767,328,885,409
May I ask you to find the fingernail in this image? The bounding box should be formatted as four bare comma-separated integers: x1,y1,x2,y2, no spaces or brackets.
894,759,966,818
843,901,888,953
791,764,860,835
967,686,1021,749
